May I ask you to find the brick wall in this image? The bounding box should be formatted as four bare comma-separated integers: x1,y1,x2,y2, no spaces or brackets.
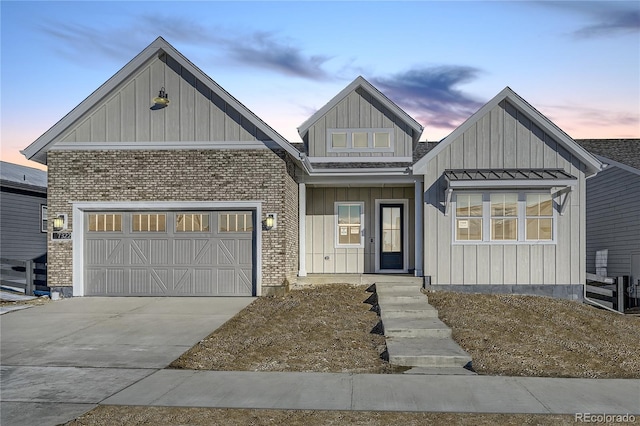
47,148,299,295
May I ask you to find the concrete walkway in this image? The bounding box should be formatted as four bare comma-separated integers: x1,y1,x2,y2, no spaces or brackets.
376,282,472,371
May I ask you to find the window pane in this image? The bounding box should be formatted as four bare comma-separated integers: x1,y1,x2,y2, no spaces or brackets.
492,218,517,240
374,132,390,148
349,225,361,244
539,218,553,240
491,194,517,216
339,226,350,244
338,205,350,224
353,132,368,148
350,205,361,224
526,218,539,240
331,133,347,148
468,195,483,216
456,218,482,241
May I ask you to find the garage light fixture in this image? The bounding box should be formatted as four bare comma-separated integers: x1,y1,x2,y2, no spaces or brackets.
152,87,170,107
53,214,67,231
263,213,276,230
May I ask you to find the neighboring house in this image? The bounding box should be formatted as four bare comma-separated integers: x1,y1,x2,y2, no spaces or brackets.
0,161,48,260
21,37,603,299
575,139,640,291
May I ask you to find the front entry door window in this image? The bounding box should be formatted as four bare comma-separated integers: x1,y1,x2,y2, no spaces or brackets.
380,205,403,270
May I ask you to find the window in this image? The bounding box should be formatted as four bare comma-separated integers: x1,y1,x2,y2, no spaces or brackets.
490,194,518,241
176,213,210,232
454,192,556,243
89,213,122,232
219,212,253,233
41,205,47,233
331,132,347,149
327,129,394,152
526,194,553,241
132,214,166,232
335,202,364,247
455,194,483,241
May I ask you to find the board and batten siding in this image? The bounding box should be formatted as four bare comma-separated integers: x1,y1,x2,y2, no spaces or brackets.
306,87,413,158
59,54,267,144
585,165,640,277
305,186,415,273
423,100,587,286
0,189,47,260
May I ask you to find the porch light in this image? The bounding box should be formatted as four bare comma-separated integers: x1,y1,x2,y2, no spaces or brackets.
53,214,67,231
152,87,170,107
263,213,276,230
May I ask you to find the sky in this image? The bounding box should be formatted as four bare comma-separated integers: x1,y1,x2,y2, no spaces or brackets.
1,0,639,171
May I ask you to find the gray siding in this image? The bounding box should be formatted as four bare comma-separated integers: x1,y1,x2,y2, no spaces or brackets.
585,165,640,277
60,54,267,144
423,100,587,286
305,186,415,273
0,189,47,260
306,87,413,158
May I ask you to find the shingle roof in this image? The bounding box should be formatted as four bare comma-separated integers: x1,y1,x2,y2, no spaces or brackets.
575,139,640,171
0,161,47,190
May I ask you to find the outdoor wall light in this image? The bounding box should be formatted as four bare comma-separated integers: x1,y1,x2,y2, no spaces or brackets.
152,87,170,107
53,214,67,232
263,213,276,230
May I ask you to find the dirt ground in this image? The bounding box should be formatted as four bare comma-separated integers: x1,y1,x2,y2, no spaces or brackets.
427,290,640,379
65,406,577,426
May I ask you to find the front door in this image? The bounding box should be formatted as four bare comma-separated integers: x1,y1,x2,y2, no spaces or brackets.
380,204,403,270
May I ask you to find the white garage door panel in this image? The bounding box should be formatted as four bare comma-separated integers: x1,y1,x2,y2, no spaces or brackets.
84,211,255,296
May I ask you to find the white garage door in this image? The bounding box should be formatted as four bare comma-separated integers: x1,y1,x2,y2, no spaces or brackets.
84,210,254,296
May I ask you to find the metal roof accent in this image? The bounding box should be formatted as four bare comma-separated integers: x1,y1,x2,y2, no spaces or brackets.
444,168,576,181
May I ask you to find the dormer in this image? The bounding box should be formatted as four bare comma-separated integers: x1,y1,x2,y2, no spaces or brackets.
297,76,423,163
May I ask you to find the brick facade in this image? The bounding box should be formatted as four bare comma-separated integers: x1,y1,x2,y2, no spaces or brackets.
47,148,298,295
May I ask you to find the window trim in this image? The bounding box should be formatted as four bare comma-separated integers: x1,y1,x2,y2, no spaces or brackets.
41,205,47,233
452,191,557,245
334,201,365,248
327,128,394,153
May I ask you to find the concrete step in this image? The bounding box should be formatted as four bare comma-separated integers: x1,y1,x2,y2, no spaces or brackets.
380,304,439,319
378,295,427,305
386,337,472,368
382,317,452,338
403,366,476,375
375,286,424,298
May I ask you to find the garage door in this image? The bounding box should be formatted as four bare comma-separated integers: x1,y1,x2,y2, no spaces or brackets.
84,210,254,296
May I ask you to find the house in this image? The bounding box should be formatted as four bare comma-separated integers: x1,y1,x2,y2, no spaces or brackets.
575,139,640,296
21,37,603,299
0,161,48,260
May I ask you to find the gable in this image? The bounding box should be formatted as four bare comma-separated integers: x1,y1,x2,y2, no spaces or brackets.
22,37,300,165
57,53,269,145
413,87,602,176
298,77,423,162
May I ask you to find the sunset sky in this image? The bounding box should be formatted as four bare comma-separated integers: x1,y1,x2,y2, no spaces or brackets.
2,1,639,170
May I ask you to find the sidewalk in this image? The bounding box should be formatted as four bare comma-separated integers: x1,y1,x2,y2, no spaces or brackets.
100,370,640,414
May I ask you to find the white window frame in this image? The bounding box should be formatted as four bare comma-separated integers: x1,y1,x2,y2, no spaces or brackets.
41,205,47,233
334,201,365,248
327,128,394,153
452,191,557,245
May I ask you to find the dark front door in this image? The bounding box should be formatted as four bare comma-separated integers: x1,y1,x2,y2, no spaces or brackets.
380,204,403,270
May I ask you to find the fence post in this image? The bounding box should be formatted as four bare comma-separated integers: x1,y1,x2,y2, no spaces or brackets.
616,276,625,313
25,259,34,296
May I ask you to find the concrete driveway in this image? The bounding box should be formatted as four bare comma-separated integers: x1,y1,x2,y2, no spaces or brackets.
0,296,254,426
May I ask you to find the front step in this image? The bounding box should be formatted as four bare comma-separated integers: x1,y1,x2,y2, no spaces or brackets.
380,304,439,319
386,337,472,368
382,317,452,338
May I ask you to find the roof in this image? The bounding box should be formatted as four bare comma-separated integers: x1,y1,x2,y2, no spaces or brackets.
0,161,47,192
22,37,301,164
297,76,424,144
575,139,640,171
444,168,577,189
413,87,603,176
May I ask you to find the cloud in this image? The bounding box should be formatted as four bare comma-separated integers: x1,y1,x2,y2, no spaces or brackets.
542,103,640,138
539,1,640,38
371,66,484,132
39,16,332,80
